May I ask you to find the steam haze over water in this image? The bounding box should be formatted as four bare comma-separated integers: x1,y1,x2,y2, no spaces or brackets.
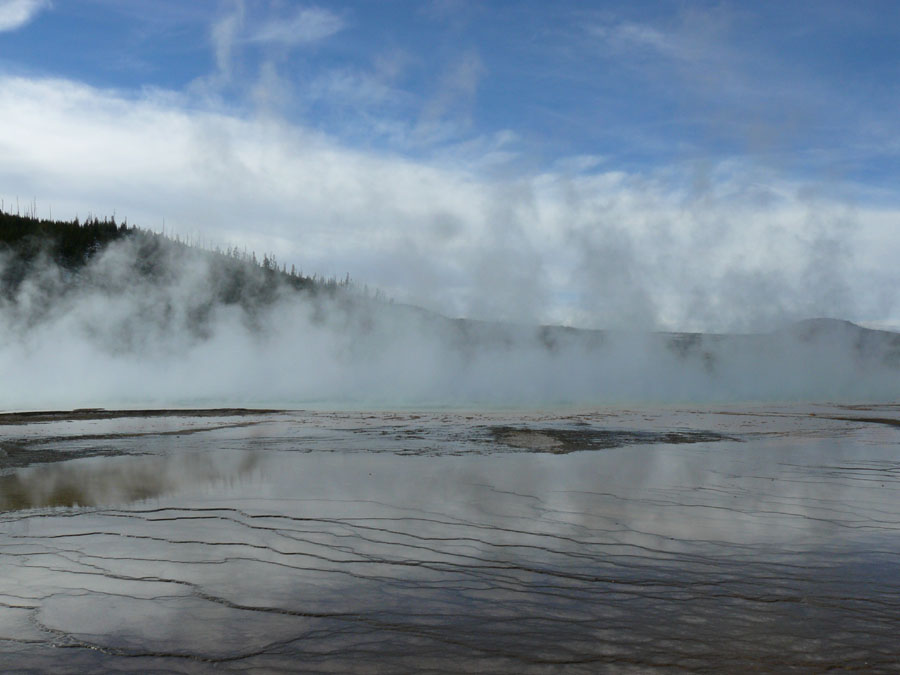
2,233,899,408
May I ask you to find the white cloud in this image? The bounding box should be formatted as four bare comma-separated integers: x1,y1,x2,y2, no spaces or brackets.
249,6,344,48
0,74,898,332
0,0,48,32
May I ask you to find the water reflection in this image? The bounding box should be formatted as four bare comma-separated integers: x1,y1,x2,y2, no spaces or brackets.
1,408,900,672
0,450,261,510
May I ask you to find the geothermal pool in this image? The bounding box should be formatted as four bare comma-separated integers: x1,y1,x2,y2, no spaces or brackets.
1,406,899,673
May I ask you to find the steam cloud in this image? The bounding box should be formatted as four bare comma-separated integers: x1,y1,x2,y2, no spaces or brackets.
2,234,898,410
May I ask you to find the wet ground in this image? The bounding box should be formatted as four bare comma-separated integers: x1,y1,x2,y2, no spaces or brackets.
1,404,900,673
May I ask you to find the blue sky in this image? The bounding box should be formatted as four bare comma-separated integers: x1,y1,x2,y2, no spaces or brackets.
7,1,900,178
1,0,899,330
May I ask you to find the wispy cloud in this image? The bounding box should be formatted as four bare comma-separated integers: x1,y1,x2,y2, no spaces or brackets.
589,5,734,65
418,50,485,142
578,5,849,164
0,0,49,32
591,21,683,58
249,6,344,48
192,3,345,103
210,2,244,85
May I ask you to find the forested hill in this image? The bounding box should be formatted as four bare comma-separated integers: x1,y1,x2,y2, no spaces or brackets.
0,210,348,307
0,209,130,271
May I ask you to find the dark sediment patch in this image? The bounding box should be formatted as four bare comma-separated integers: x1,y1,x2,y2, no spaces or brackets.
0,440,126,471
1,416,274,472
489,426,735,454
0,407,287,425
814,414,900,428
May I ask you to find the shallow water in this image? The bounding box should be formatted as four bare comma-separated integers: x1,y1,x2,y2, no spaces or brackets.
1,405,899,673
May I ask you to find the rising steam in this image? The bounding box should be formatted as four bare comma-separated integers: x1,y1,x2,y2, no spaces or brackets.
1,229,898,410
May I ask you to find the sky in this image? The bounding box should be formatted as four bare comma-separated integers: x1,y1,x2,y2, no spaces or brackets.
1,0,899,332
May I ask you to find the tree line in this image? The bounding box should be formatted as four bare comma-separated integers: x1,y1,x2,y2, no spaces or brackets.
0,209,354,305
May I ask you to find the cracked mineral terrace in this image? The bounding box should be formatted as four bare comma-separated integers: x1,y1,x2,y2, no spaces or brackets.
1,405,900,673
